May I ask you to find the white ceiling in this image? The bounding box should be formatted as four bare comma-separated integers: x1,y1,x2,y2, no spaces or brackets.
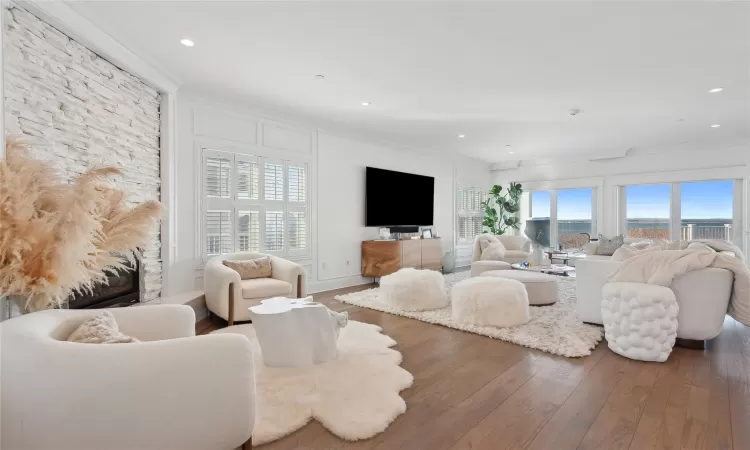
69,1,750,163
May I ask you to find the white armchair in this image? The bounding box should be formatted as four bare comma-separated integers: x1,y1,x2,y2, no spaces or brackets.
0,305,255,450
205,252,306,325
470,234,532,277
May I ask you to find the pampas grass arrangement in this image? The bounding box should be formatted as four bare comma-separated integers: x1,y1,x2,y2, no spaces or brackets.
0,138,163,312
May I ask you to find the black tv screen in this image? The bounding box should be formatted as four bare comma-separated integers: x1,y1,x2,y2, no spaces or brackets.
365,167,434,226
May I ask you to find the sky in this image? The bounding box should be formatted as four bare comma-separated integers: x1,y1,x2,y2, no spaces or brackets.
530,180,733,220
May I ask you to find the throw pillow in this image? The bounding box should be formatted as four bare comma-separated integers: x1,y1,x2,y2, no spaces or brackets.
67,311,139,344
477,235,500,252
595,234,624,256
481,242,506,261
223,256,272,280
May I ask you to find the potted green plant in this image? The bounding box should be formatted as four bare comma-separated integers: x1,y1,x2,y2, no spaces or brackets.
482,182,523,235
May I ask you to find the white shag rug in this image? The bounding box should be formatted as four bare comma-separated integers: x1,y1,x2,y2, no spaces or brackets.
212,320,413,445
336,272,603,358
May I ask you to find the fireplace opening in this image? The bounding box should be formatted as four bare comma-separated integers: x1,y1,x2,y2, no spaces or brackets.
68,261,140,309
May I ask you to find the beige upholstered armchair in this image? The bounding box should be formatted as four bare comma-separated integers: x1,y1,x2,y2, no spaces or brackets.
470,234,532,277
205,252,306,325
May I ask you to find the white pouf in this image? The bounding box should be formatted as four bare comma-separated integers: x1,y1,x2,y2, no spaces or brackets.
379,268,448,311
479,270,559,305
451,277,530,327
601,282,679,362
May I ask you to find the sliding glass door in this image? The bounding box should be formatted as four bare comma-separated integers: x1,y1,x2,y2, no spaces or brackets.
680,180,733,241
557,188,593,249
625,184,671,240
526,191,551,248
523,188,596,250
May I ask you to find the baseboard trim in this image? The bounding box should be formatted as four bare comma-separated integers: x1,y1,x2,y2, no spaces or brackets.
308,275,372,294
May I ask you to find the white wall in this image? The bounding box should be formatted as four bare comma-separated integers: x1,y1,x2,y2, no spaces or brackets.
173,91,491,296
493,145,750,255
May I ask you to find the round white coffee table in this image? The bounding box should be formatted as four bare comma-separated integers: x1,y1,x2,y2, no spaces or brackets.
247,297,341,367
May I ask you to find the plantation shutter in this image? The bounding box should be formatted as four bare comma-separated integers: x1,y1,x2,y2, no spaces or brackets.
202,149,310,260
287,211,307,251
288,164,306,203
265,211,284,251
264,162,284,201
286,161,308,256
204,155,231,198
236,158,259,200
237,210,261,252
205,210,233,256
457,187,486,244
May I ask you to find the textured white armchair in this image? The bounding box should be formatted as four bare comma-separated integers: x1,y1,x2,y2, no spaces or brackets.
0,304,255,450
205,252,306,325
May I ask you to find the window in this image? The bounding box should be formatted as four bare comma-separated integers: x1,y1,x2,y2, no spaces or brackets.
680,180,733,240
625,184,671,240
527,191,551,248
521,188,597,250
201,149,309,261
457,187,486,244
557,188,593,249
621,180,737,242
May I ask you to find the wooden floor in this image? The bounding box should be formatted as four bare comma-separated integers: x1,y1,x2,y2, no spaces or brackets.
197,284,750,450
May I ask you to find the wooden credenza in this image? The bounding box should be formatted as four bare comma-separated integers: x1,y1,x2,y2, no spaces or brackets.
361,238,443,278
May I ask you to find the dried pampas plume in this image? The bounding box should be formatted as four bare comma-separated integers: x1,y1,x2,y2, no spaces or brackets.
0,137,163,312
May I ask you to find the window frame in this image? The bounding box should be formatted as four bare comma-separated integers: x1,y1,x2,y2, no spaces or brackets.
619,179,740,243
526,187,597,250
200,147,311,262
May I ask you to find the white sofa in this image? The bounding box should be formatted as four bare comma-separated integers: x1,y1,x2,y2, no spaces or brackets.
470,234,532,277
205,252,306,325
0,305,255,450
576,258,732,342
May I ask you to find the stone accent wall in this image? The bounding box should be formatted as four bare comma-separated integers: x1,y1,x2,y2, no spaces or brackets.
3,5,162,301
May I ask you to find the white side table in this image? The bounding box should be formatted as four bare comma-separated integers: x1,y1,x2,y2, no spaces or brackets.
247,297,341,367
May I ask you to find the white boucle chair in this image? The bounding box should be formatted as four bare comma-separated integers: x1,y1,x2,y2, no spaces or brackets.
204,252,306,325
452,277,530,328
0,305,255,450
379,268,448,311
470,234,531,277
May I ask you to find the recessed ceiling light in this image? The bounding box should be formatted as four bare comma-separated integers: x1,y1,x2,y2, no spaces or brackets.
360,102,371,106
505,144,512,147
711,124,721,128
180,38,194,47
509,151,515,154
708,87,723,93
458,134,465,138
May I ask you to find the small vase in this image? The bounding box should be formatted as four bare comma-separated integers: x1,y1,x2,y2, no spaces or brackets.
442,250,456,274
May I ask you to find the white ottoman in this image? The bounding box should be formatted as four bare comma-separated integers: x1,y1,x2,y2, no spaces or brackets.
451,277,530,327
479,270,558,305
470,260,512,277
379,268,448,311
602,282,679,362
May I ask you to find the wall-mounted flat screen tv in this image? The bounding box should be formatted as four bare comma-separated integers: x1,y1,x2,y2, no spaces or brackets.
365,167,434,227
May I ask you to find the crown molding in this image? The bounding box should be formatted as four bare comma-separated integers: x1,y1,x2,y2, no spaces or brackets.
15,0,182,94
